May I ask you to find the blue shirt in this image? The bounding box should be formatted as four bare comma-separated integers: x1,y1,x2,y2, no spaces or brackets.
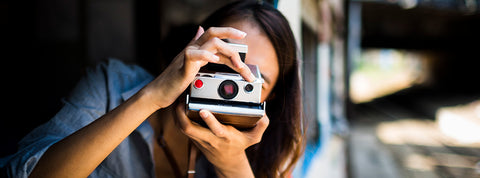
0,59,215,177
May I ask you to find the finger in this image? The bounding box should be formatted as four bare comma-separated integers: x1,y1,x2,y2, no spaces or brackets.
199,38,255,82
255,115,270,134
218,58,256,82
195,27,246,46
228,62,256,83
199,110,227,138
199,37,241,64
245,115,270,144
185,48,220,63
189,139,213,157
175,103,216,141
174,102,195,135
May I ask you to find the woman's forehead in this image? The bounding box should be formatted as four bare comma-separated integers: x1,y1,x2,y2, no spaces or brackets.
227,21,279,84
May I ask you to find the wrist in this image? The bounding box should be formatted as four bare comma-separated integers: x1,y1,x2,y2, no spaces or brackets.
137,86,164,111
140,69,191,109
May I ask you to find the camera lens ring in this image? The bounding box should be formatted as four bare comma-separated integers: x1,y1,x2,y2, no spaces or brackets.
244,83,254,93
218,80,239,99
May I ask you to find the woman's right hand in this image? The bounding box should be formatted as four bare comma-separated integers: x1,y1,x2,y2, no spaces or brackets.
142,26,255,109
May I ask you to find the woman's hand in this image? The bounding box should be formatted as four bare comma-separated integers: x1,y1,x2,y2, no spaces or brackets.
175,102,269,178
142,26,256,109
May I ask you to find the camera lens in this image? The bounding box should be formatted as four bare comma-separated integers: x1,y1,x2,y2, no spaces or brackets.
244,84,254,93
218,80,238,99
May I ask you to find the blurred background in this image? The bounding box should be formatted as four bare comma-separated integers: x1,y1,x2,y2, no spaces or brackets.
2,0,480,177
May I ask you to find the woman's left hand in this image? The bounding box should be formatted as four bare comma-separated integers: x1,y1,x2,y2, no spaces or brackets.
175,102,269,178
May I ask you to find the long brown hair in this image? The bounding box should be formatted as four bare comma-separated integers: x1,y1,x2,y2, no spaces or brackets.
201,1,305,177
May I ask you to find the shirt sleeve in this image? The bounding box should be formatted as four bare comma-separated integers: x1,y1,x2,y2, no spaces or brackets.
0,63,110,178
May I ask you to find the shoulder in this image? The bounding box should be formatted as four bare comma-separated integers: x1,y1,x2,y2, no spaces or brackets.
80,58,154,95
60,58,154,120
78,58,154,110
93,58,153,85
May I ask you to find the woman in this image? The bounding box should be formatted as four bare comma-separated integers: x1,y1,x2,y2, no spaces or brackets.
0,1,304,177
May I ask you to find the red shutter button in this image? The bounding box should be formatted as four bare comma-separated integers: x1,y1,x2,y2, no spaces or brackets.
194,79,203,89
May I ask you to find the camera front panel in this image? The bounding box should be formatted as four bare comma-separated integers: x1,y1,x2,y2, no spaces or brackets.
190,73,262,103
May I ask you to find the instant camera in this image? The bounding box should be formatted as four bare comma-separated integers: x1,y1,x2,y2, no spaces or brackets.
186,43,266,129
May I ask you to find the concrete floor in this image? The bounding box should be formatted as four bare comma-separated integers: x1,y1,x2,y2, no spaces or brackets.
348,89,480,178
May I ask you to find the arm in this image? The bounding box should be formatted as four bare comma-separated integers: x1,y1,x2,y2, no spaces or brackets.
30,88,158,178
30,26,253,178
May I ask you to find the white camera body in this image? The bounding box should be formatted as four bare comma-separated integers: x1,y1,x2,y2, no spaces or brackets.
189,66,263,103
186,43,266,129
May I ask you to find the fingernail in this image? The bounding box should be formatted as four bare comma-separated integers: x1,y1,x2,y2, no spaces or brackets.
238,31,247,38
200,110,208,118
